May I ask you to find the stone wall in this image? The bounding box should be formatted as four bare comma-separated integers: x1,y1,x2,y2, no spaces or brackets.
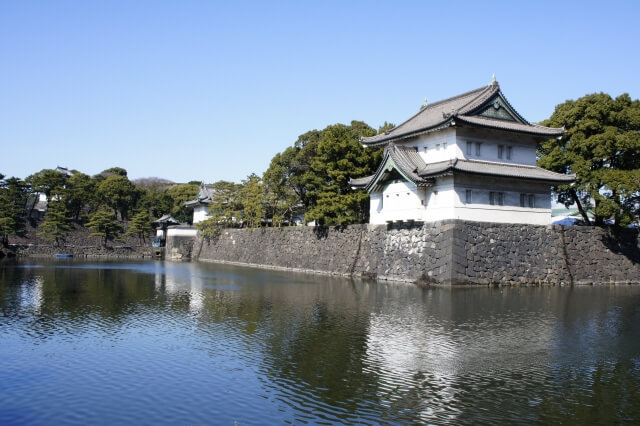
184,221,640,286
6,244,153,259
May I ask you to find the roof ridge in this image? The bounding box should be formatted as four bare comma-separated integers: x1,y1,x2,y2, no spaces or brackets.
385,85,492,135
456,84,498,114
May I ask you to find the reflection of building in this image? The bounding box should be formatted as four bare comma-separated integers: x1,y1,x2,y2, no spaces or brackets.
153,262,205,314
351,78,574,225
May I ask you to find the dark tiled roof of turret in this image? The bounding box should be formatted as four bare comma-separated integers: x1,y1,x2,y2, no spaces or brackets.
362,81,563,145
350,143,575,190
185,183,216,208
417,158,576,183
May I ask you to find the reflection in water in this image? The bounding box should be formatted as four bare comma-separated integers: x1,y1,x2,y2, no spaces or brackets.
1,259,639,425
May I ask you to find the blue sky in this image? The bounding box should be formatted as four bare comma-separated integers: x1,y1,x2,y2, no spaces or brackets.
2,0,639,183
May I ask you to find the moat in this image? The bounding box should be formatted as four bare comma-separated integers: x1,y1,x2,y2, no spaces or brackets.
1,259,639,424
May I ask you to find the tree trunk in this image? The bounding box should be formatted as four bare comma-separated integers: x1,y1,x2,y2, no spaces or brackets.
569,188,591,225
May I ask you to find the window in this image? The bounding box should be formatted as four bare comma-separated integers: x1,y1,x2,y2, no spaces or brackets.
443,142,447,150
490,192,495,205
498,192,504,206
521,194,536,208
466,141,472,155
436,144,441,150
506,146,513,160
423,146,428,153
475,142,482,156
465,189,472,204
413,146,418,152
498,145,504,159
490,191,504,206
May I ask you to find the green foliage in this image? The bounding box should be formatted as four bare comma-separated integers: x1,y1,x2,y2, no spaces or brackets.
165,183,200,223
26,169,66,202
125,211,151,243
539,93,640,226
96,175,141,221
37,200,72,246
305,121,382,225
239,174,265,228
64,172,96,221
100,167,128,177
0,176,29,246
86,208,123,247
196,217,222,240
207,180,244,227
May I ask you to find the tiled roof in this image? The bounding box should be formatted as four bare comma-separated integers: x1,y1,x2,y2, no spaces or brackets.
350,143,575,190
348,143,434,191
185,183,216,208
349,176,373,188
418,158,576,183
362,81,562,145
455,116,564,137
152,214,180,224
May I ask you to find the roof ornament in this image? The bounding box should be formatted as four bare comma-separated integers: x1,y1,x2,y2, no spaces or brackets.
490,73,497,86
420,97,428,110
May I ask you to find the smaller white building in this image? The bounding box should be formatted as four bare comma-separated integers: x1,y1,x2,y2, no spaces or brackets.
351,79,575,225
185,183,216,224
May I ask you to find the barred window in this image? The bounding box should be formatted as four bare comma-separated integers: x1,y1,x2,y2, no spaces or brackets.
465,189,472,204
498,145,504,159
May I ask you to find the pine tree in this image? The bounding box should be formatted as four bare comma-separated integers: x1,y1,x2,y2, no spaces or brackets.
125,211,151,244
37,200,72,246
86,208,123,247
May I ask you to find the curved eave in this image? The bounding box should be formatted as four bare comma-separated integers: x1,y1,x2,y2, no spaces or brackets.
446,169,576,185
362,120,455,147
455,115,564,138
185,199,210,209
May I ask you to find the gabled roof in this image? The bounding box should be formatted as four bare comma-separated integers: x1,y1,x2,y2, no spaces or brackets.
349,143,575,192
185,183,216,208
362,81,563,145
152,214,180,225
349,144,434,192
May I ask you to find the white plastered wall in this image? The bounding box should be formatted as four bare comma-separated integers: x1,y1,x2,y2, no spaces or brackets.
192,205,211,224
369,179,426,224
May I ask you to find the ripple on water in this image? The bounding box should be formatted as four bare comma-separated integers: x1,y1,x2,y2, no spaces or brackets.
2,263,640,424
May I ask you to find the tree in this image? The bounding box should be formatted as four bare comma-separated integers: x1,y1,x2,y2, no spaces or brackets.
96,175,140,221
305,121,382,225
262,130,323,222
125,211,151,244
538,93,640,226
0,176,29,246
64,172,96,221
165,183,200,223
26,169,67,202
86,208,123,247
37,200,72,246
196,181,243,236
239,173,265,228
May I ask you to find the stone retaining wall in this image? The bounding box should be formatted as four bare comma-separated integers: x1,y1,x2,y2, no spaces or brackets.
6,244,154,259
184,221,640,286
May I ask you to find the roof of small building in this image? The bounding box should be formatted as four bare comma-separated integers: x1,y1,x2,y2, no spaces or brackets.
185,183,216,208
362,81,563,146
152,214,180,225
349,143,575,192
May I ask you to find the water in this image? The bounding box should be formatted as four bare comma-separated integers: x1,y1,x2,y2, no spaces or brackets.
1,260,639,425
